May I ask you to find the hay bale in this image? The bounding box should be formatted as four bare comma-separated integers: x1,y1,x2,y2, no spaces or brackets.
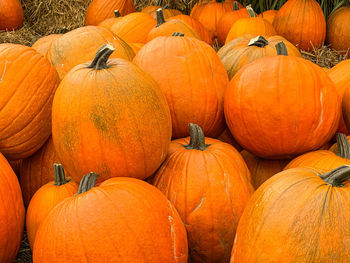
301,45,348,68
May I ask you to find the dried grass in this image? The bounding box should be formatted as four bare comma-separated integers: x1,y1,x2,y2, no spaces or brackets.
134,0,199,13
301,45,348,68
14,230,32,263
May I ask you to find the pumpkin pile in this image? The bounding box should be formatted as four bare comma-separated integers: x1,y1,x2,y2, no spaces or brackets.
1,0,350,262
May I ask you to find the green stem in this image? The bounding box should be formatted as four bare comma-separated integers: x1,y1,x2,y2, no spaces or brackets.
321,165,350,187
77,172,99,195
53,163,68,186
184,123,210,151
233,1,239,10
87,44,115,70
246,5,256,17
172,32,185,37
336,133,350,159
114,10,121,17
248,36,269,47
275,42,288,56
156,8,166,27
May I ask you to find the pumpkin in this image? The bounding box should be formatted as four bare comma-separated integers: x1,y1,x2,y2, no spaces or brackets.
31,34,62,57
26,164,78,249
218,35,301,79
168,14,213,45
241,150,289,189
225,5,276,44
327,7,350,57
141,0,163,14
148,7,182,20
273,0,326,51
258,9,277,24
97,10,122,30
153,124,253,262
33,172,188,262
224,42,340,159
342,83,350,134
231,165,350,262
134,35,228,138
47,26,135,80
0,0,23,30
0,153,24,263
217,1,249,45
110,12,156,44
85,0,135,26
217,127,242,151
8,159,22,176
0,44,59,160
147,9,200,42
128,42,144,54
52,44,171,183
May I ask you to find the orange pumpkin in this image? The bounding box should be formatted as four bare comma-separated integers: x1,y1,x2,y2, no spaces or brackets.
141,0,162,14
47,26,135,80
134,35,228,138
26,164,78,249
273,0,326,51
342,82,350,134
258,9,277,24
226,5,276,44
8,159,22,176
97,10,122,30
85,0,135,26
153,124,253,262
148,7,182,20
128,42,144,54
0,0,23,30
31,34,62,57
217,127,242,151
52,44,172,183
33,173,188,262
224,42,340,159
231,165,350,262
0,44,59,160
218,35,301,79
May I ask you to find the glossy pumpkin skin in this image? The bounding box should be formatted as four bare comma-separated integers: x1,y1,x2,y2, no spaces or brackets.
110,12,156,44
33,176,188,262
326,7,350,57
0,0,23,30
0,44,59,160
241,150,288,189
26,165,78,249
85,0,135,25
225,54,340,159
153,125,253,262
218,35,301,79
20,137,60,207
231,166,350,262
52,47,172,183
47,26,135,80
31,34,62,57
134,36,228,138
0,153,25,263
258,9,277,24
273,0,326,51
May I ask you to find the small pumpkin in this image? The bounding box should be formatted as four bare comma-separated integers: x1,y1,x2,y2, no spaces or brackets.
32,34,62,57
97,10,122,30
0,0,23,30
26,164,78,249
258,9,277,24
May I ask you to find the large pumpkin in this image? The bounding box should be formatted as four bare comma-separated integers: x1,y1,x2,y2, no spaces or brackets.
52,44,172,183
217,127,242,151
0,44,59,160
134,35,228,138
231,165,350,262
47,26,135,80
33,172,188,262
153,124,253,262
31,34,62,57
273,0,326,51
258,9,277,24
0,153,25,263
218,35,301,79
97,10,122,30
224,42,340,159
342,82,350,133
85,0,135,25
0,0,23,30
26,164,78,249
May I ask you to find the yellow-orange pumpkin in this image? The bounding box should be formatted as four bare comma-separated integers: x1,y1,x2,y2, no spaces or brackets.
31,34,62,57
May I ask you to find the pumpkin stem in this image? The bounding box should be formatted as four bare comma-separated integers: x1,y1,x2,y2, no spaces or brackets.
336,133,350,159
156,8,166,27
248,36,269,48
172,32,185,37
87,44,115,70
246,5,256,17
77,172,99,195
321,165,350,187
53,163,69,186
275,42,288,56
114,10,121,17
233,1,239,10
184,123,210,151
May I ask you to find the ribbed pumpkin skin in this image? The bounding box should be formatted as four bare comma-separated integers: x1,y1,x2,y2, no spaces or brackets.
33,177,188,262
218,35,301,79
52,58,172,183
26,177,78,248
0,153,25,263
47,26,135,80
0,0,23,30
134,36,228,138
153,137,253,262
225,55,340,159
20,137,60,207
110,12,156,44
231,167,350,262
225,17,276,44
32,34,62,57
85,0,135,25
169,14,213,45
273,0,326,51
258,9,277,24
97,17,122,30
0,44,59,160
326,7,350,57
241,150,288,189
